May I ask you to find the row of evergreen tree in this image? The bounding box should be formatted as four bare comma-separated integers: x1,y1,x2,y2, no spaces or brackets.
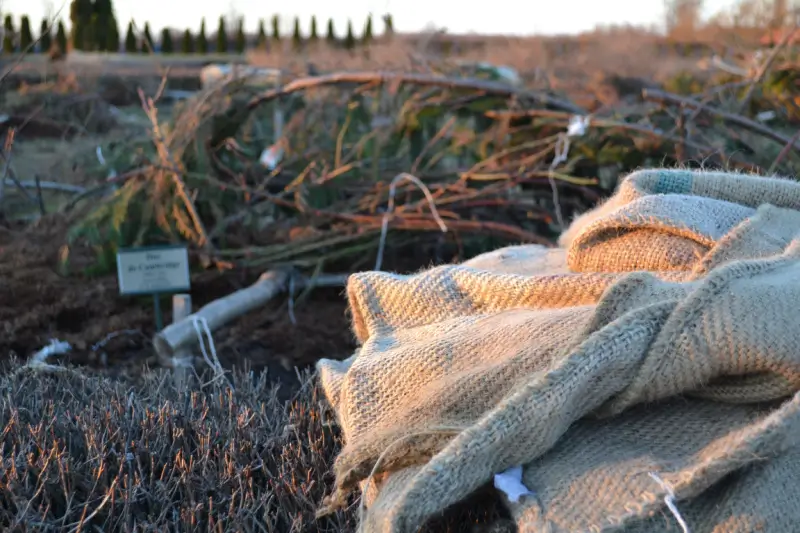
1,9,392,54
3,15,68,54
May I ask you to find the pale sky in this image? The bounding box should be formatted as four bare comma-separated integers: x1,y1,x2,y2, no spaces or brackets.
4,0,739,36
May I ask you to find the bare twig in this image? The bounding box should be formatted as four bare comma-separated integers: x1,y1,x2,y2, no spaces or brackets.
0,128,12,211
736,25,799,115
643,89,800,154
375,173,448,271
485,107,760,171
247,71,585,114
34,176,46,215
768,129,800,175
3,179,87,194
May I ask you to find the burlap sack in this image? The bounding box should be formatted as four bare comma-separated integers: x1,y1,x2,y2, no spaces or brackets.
316,168,800,532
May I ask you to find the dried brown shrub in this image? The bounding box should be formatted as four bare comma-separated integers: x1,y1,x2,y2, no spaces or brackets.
0,364,507,532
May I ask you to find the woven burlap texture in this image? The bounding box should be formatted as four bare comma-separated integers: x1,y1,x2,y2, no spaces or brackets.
316,168,800,533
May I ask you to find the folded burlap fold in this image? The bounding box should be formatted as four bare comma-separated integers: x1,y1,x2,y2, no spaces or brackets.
318,169,800,532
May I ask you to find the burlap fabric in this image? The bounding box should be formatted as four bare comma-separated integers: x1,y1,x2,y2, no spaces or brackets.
316,168,800,532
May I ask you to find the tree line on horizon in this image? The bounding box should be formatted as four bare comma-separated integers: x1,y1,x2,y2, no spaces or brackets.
1,0,395,55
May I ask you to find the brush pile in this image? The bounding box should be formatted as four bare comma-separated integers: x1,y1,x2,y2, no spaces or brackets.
62,59,800,276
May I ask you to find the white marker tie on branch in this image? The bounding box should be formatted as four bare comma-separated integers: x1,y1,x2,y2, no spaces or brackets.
96,146,118,180
27,339,72,368
259,142,285,170
375,172,448,271
190,316,230,389
493,465,532,503
548,114,590,232
649,472,691,533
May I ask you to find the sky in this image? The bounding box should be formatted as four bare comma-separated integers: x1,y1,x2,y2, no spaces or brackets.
3,0,740,36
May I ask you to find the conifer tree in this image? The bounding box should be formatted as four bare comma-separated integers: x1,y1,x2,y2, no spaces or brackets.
69,0,93,50
326,18,336,43
234,17,246,53
107,17,120,51
2,16,15,54
197,18,208,54
93,0,114,51
292,16,301,50
383,13,394,36
362,14,373,45
181,28,194,54
216,16,227,52
141,22,153,53
39,19,52,53
55,20,68,54
256,19,267,48
271,14,280,42
344,19,355,50
310,15,318,41
19,16,33,51
160,28,173,53
124,20,137,52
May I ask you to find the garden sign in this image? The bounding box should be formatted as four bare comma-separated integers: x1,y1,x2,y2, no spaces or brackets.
116,245,191,331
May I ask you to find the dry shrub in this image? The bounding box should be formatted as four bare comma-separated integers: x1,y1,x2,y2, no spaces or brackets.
0,365,353,532
9,77,119,135
0,364,507,532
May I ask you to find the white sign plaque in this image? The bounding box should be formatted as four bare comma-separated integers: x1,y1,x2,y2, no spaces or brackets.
116,246,191,295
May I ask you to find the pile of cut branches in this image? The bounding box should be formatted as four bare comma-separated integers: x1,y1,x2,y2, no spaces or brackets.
63,63,800,276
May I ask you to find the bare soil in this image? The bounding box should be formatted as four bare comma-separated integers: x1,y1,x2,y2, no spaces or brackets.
0,217,355,389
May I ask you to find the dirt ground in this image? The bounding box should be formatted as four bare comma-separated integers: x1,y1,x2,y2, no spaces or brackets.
0,216,355,391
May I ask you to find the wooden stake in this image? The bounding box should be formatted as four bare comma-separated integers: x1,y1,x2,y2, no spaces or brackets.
169,293,193,389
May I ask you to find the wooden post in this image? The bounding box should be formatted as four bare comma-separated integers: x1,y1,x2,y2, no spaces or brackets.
170,293,194,389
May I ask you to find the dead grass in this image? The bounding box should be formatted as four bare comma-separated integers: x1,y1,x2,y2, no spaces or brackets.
0,363,507,532
0,365,349,532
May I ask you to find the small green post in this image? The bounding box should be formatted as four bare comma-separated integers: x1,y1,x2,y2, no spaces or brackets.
153,294,164,331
